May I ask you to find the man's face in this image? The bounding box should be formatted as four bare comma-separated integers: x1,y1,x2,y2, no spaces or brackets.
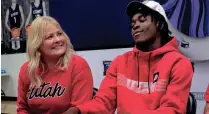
131,13,158,44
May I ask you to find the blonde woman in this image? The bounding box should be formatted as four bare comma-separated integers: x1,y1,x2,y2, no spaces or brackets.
17,16,93,114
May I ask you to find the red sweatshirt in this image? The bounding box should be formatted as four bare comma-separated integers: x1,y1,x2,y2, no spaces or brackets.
77,37,193,114
17,55,93,114
205,84,209,103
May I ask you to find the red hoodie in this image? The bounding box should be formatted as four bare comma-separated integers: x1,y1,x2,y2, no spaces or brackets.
205,84,209,102
77,37,193,114
17,55,93,114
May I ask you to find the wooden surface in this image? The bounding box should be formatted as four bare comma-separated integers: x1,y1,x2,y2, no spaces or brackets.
1,101,17,114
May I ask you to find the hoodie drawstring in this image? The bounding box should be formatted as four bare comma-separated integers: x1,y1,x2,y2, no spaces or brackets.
136,52,151,93
136,55,139,88
148,53,152,94
134,53,139,88
135,53,140,88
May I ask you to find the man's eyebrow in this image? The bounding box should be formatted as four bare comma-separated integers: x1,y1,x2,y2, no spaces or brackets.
131,15,144,23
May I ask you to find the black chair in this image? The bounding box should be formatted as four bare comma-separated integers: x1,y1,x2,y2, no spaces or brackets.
92,87,98,98
1,89,6,97
186,92,197,114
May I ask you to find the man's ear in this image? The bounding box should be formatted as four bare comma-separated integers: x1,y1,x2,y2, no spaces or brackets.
157,21,164,31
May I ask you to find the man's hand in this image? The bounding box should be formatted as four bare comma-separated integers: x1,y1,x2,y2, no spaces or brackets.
63,107,80,114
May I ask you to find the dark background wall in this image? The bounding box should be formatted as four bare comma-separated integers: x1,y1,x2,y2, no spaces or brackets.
49,0,209,51
49,0,134,51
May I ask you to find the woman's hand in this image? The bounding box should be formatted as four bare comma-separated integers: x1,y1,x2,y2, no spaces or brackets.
63,107,80,114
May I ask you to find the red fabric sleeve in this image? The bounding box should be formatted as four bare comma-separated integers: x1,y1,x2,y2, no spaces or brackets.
17,63,30,114
76,56,119,114
70,57,93,106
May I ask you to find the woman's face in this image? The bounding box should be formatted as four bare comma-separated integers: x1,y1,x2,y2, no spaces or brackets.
40,24,67,59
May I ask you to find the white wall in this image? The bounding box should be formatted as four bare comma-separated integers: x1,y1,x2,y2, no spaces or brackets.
1,53,28,96
168,22,209,61
1,48,209,114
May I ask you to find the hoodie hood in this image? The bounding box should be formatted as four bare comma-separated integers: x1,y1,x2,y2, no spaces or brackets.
133,37,179,58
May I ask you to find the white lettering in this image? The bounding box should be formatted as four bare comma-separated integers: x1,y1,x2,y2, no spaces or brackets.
117,73,168,94
33,9,42,14
11,12,18,17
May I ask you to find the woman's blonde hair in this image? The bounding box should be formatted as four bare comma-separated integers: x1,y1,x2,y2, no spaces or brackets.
26,16,74,87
